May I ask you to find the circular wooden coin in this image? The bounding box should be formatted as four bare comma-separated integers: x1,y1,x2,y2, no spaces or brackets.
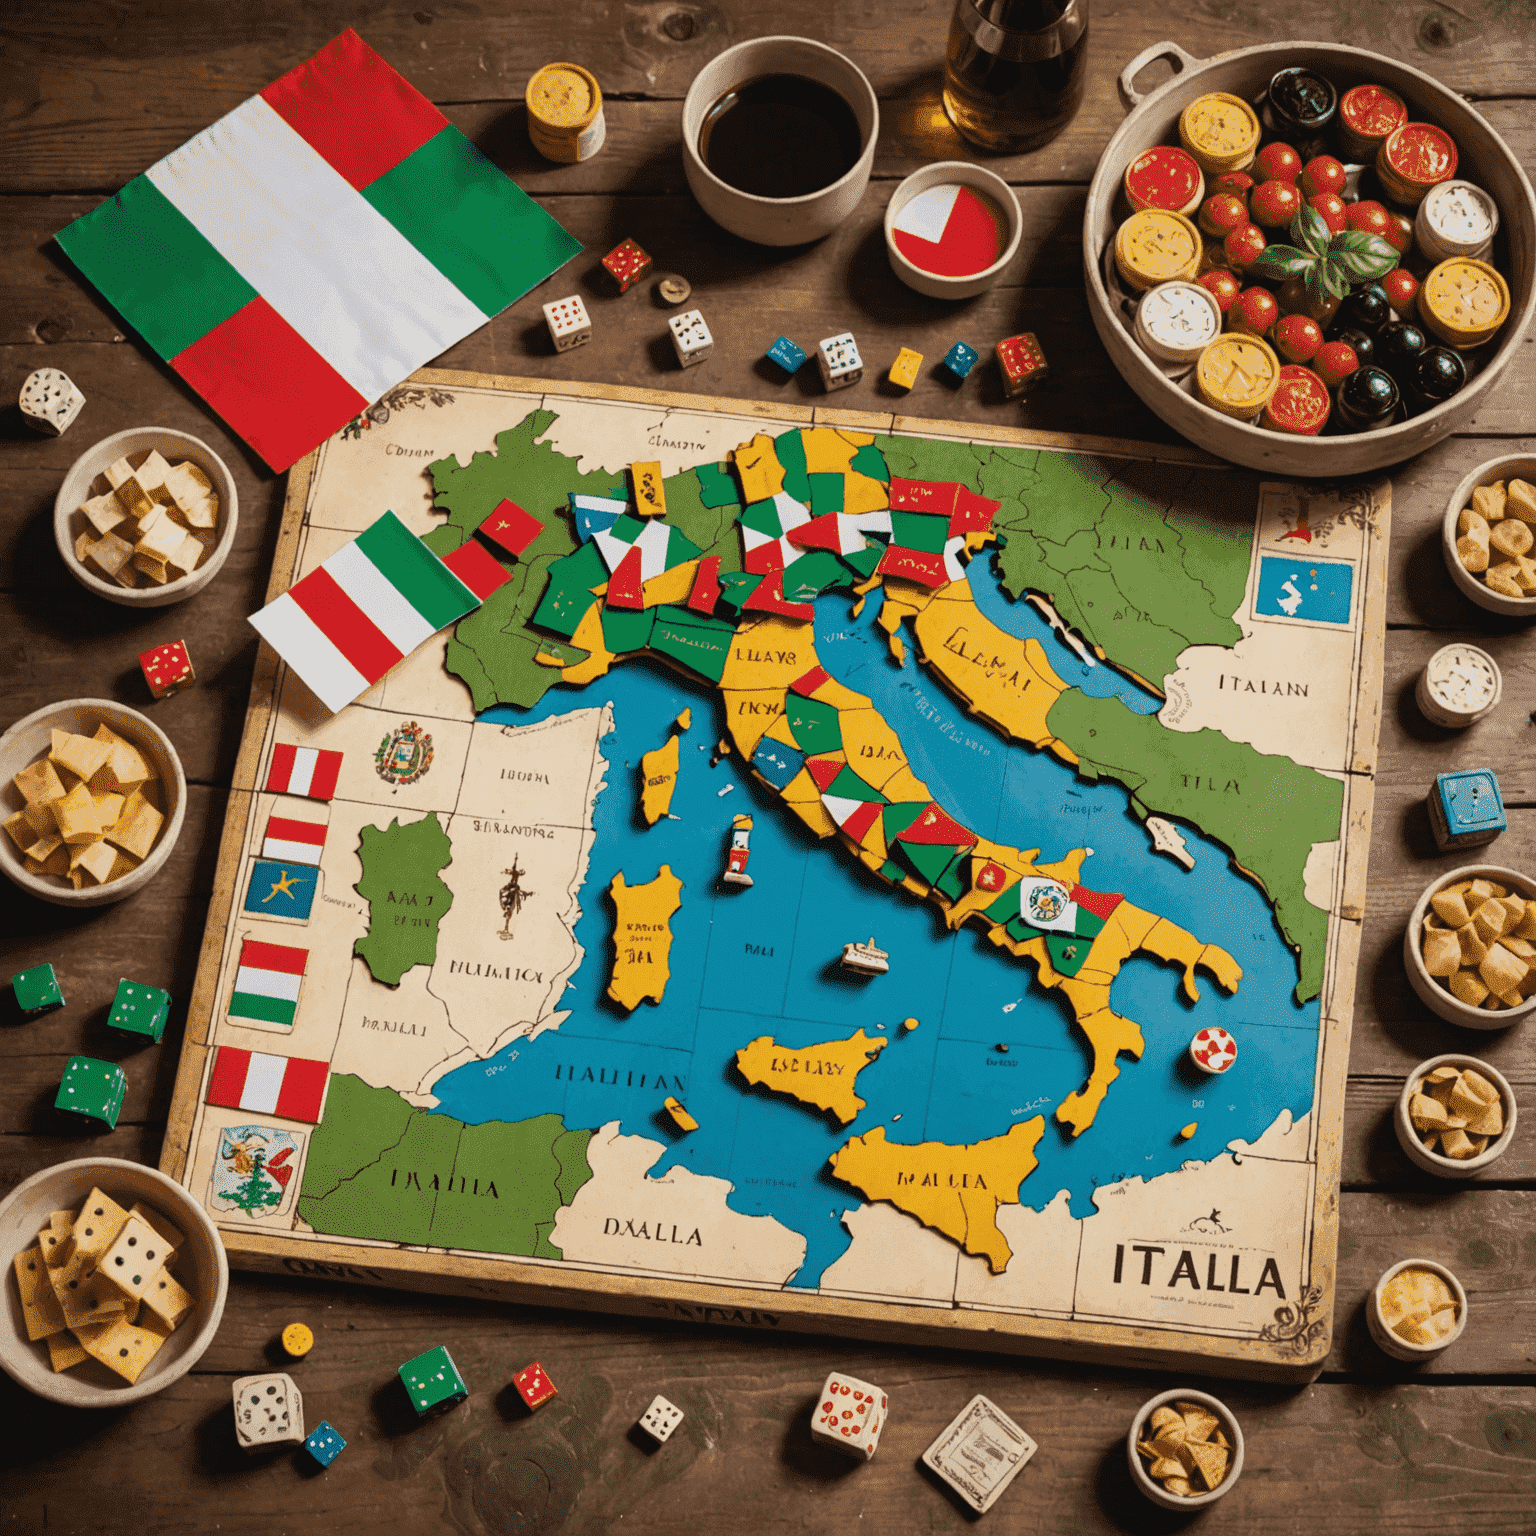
1195,334,1280,419
1378,123,1458,206
1417,180,1499,263
1417,641,1502,727
1338,83,1407,161
656,276,692,305
1114,210,1203,292
1135,280,1221,366
1123,145,1205,216
1262,364,1331,435
1419,258,1511,347
1178,92,1260,175
281,1322,314,1358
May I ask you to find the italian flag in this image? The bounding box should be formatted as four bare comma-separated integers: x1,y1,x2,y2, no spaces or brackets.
250,511,481,713
54,29,580,471
261,815,327,866
229,940,309,1028
206,1046,329,1123
265,744,343,800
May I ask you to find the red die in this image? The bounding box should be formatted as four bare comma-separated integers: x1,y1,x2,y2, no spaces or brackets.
995,333,1049,400
139,640,195,699
513,1361,558,1412
602,238,653,294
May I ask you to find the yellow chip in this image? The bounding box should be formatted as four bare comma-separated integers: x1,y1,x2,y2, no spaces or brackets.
282,1321,315,1358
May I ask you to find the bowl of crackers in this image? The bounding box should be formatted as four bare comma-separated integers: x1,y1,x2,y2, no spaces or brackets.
52,427,237,607
1442,456,1536,616
0,1157,227,1406
1396,1054,1517,1177
1127,1389,1244,1508
1404,865,1536,1028
0,698,186,907
1368,1258,1467,1360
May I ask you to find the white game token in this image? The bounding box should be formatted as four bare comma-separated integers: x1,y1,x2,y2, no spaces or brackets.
922,1394,1037,1514
1417,180,1499,263
1134,281,1222,368
1416,642,1502,729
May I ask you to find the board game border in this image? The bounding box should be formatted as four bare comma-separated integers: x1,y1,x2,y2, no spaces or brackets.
160,368,1388,1383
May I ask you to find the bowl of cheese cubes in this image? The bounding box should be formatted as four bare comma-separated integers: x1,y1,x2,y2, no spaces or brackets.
1395,1054,1516,1177
0,1157,227,1405
1404,865,1536,1028
1442,455,1536,616
52,427,237,606
0,698,185,906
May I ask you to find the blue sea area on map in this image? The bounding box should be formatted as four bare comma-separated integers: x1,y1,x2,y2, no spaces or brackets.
434,557,1321,1288
1254,554,1354,624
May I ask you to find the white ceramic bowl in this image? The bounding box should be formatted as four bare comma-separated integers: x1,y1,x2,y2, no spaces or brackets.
1395,1053,1518,1178
1403,864,1536,1030
1126,1388,1244,1509
0,698,186,908
1441,454,1536,618
53,427,238,607
883,162,1023,300
1368,1258,1467,1361
681,36,879,247
0,1157,227,1406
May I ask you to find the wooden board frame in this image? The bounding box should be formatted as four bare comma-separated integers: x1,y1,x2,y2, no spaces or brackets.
160,368,1387,1383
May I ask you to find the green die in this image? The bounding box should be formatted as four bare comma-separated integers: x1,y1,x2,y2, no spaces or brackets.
107,979,171,1043
399,1345,468,1416
12,963,64,1015
54,1056,127,1129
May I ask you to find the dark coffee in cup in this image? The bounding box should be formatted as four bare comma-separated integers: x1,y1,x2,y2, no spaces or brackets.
699,73,863,199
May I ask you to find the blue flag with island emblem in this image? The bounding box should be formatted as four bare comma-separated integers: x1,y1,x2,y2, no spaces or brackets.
243,858,319,923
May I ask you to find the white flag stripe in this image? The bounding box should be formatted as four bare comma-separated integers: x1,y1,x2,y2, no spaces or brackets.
261,836,324,865
233,967,304,1003
145,95,487,405
249,592,371,713
324,539,437,656
635,520,672,582
593,528,631,574
893,182,963,243
287,747,320,796
240,1052,287,1115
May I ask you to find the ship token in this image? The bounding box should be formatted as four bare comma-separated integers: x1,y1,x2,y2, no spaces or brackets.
1337,84,1407,162
1416,180,1499,264
281,1322,314,1359
1122,144,1205,216
656,275,692,305
1416,642,1502,728
1377,123,1457,207
1418,258,1511,348
1189,1026,1238,1074
526,62,606,163
1114,209,1203,292
1178,92,1261,175
1134,280,1222,367
1261,364,1331,436
1195,333,1280,420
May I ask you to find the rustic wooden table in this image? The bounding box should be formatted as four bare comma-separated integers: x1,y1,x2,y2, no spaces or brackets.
4,3,1535,1531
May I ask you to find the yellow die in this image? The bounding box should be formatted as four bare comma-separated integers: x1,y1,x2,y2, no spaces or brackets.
888,348,923,391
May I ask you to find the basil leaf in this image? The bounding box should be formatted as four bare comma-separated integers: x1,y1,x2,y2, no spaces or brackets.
1251,245,1314,281
1292,205,1332,258
1330,230,1399,280
1306,265,1328,307
1323,261,1351,301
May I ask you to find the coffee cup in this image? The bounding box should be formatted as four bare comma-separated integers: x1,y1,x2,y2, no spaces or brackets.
681,36,879,246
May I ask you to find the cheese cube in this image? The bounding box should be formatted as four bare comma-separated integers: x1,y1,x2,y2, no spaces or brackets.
50,732,113,783
79,493,126,536
51,782,102,844
13,757,66,806
108,791,164,860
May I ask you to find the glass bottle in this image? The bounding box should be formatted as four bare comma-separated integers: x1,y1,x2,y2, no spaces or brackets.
942,0,1090,154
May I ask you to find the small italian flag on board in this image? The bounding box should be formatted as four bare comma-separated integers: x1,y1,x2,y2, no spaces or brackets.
250,511,482,713
264,744,343,800
54,29,581,471
206,1046,329,1123
229,939,309,1028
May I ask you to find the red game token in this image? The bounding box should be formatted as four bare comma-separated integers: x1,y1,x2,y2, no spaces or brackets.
1379,123,1458,206
1123,144,1205,216
1262,364,1331,436
1189,1026,1239,1074
1338,83,1407,161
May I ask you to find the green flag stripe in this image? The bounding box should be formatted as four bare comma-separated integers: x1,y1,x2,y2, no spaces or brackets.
361,127,582,318
356,511,476,629
229,991,296,1025
55,175,256,360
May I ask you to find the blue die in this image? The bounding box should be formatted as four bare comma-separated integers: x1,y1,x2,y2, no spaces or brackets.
1427,769,1506,851
942,342,979,380
304,1421,346,1467
766,335,807,375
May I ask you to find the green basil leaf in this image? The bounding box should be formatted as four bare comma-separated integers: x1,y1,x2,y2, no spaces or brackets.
1251,245,1313,281
1291,205,1333,257
1323,262,1351,301
1330,230,1399,279
1306,266,1327,307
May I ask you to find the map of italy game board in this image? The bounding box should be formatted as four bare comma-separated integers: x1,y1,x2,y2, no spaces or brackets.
163,371,1387,1380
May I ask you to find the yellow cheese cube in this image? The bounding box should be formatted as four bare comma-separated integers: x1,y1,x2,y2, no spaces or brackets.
50,732,113,783
79,492,127,536
107,791,164,860
167,529,205,575
180,492,219,529
14,756,66,806
132,554,170,583
70,838,117,885
51,781,102,844
134,450,174,498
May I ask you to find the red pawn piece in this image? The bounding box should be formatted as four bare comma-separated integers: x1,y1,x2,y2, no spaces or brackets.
995,333,1049,400
139,639,195,699
513,1362,558,1412
602,238,653,294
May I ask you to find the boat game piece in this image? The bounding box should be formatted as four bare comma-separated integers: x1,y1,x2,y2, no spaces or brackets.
840,937,889,975
721,813,753,886
663,1095,699,1133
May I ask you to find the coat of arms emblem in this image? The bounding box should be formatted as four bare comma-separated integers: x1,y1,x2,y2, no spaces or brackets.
375,720,434,785
210,1125,302,1218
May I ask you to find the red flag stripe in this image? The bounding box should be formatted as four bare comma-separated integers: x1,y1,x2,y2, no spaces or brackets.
275,1056,330,1122
287,564,404,683
306,749,343,800
240,939,309,975
442,538,512,600
259,28,448,192
206,1047,251,1108
478,499,544,558
888,478,958,516
606,544,645,608
687,555,722,614
266,743,298,793
266,817,327,847
1071,885,1125,919
841,800,884,843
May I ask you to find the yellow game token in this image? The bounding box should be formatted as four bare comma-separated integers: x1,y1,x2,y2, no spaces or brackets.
1418,258,1511,348
1178,92,1260,175
525,62,606,163
1114,210,1203,293
1195,334,1281,420
281,1322,314,1358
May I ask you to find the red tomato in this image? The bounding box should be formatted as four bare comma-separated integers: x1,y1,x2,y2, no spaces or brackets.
1347,200,1393,240
1382,267,1420,311
1223,223,1268,270
1197,269,1242,313
1387,211,1415,256
1308,193,1348,234
1211,171,1255,202
1254,142,1302,183
1299,155,1347,199
1229,287,1280,336
1251,179,1303,228
1273,313,1324,363
1313,340,1360,389
1199,193,1251,238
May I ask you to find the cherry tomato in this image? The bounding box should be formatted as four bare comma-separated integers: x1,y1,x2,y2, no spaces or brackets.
1229,287,1281,337
1299,155,1347,199
1210,171,1255,202
1197,269,1242,313
1199,193,1251,239
1313,340,1360,390
1347,200,1393,241
1387,211,1415,257
1308,193,1348,234
1273,313,1324,363
1254,142,1302,183
1251,179,1303,228
1223,222,1268,271
1382,267,1420,312
1277,277,1341,327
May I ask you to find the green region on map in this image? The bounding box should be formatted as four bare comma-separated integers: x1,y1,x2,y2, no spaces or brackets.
353,812,455,986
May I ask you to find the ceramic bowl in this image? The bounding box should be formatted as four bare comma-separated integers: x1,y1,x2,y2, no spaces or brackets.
53,427,238,607
1403,864,1536,1030
681,36,879,247
883,162,1024,300
0,1157,227,1406
1395,1053,1518,1178
1126,1388,1244,1509
1368,1258,1468,1361
1441,454,1536,618
0,698,186,908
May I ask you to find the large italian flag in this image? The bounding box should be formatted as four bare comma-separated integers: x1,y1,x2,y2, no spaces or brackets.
55,29,581,471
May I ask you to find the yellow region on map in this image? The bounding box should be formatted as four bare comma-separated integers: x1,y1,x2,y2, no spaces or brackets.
734,1028,889,1126
606,866,683,1010
829,1120,1047,1273
639,735,680,825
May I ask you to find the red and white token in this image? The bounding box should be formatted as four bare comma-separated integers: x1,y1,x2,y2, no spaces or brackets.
1189,1026,1238,1074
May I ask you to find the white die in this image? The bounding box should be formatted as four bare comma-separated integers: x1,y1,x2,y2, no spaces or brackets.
669,308,713,368
232,1372,305,1453
19,368,86,436
811,1370,886,1461
542,295,591,353
638,1394,684,1443
816,333,862,392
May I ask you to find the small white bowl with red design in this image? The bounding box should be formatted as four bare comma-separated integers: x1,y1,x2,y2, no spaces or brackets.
1189,1026,1238,1074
